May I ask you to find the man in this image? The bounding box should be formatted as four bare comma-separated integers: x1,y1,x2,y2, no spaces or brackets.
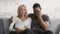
28,3,53,34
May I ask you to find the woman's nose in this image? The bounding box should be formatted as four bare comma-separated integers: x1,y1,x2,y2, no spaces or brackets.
22,10,25,13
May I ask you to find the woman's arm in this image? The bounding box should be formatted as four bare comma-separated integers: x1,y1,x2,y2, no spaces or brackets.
16,27,26,33
9,22,16,31
9,17,16,31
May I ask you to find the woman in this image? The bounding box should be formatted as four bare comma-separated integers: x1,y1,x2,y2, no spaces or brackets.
9,5,33,34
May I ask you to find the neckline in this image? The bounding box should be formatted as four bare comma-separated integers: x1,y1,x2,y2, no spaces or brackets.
17,17,29,22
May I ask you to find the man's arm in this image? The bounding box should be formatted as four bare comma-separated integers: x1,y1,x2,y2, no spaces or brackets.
35,8,50,30
38,15,50,30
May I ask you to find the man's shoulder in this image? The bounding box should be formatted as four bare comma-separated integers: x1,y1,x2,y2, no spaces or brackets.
28,13,34,15
42,14,50,22
28,13,48,17
42,14,48,17
42,14,49,18
28,13,34,17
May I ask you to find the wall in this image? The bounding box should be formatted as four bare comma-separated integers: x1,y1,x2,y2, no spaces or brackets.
0,0,60,34
0,0,60,19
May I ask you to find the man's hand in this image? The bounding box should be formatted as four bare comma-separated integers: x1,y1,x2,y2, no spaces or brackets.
35,7,42,18
9,16,13,23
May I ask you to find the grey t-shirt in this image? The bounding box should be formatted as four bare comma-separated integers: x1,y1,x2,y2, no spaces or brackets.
28,14,50,31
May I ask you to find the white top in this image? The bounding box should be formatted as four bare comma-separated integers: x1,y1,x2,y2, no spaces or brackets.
9,16,31,31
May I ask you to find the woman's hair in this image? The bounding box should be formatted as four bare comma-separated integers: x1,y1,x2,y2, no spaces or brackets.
17,5,27,18
18,5,26,11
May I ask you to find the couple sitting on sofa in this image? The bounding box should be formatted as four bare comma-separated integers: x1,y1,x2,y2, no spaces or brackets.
9,3,53,34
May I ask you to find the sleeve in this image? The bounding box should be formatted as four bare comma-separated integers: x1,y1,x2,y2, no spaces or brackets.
28,14,33,18
42,15,51,24
24,18,32,29
28,14,31,17
9,17,16,31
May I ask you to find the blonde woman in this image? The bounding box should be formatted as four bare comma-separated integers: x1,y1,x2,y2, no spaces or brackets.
9,5,34,34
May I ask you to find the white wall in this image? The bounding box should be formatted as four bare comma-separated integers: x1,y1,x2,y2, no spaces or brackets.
0,0,60,19
0,0,60,34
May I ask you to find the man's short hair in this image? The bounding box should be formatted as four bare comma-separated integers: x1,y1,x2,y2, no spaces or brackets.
33,3,42,9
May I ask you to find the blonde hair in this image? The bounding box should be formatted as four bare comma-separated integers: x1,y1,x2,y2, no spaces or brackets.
18,5,26,11
17,5,27,18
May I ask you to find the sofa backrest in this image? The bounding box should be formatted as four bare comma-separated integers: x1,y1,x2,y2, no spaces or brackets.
0,19,5,34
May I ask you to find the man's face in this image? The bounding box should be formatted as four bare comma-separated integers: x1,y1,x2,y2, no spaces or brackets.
33,7,41,15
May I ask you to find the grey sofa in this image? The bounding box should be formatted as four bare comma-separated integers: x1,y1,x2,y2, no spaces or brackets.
0,19,5,34
0,18,10,34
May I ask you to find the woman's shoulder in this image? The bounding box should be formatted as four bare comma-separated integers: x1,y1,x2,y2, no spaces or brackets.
12,16,19,21
27,17,32,21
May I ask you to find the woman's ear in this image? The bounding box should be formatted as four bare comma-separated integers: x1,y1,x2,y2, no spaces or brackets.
25,12,27,14
24,12,27,18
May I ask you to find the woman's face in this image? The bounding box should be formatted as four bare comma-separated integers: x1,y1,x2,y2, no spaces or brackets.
18,6,27,16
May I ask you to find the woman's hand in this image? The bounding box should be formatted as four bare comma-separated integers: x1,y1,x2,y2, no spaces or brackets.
16,28,21,33
16,27,26,33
